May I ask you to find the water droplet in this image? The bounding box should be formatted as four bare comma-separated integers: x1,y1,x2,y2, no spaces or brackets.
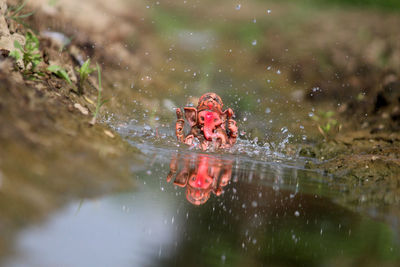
252,40,257,46
294,211,300,217
221,254,226,261
267,9,271,14
236,4,241,10
265,108,271,113
276,70,281,75
251,201,258,207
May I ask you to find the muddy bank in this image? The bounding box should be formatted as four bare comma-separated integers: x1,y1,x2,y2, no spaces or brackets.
301,131,400,204
0,0,149,258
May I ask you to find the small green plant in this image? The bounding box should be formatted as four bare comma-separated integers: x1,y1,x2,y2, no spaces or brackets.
76,59,95,95
9,31,42,73
6,0,35,28
48,0,59,7
311,110,341,140
90,63,108,125
47,65,72,85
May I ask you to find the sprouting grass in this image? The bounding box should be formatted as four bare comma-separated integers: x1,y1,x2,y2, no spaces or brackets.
76,59,95,95
48,0,59,7
9,31,42,74
317,0,400,10
47,65,72,85
89,63,108,125
311,110,341,140
5,0,35,28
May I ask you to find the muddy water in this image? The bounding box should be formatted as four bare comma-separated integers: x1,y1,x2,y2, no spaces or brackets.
4,132,400,266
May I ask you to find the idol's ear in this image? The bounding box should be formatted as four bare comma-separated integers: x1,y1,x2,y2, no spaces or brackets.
222,108,234,121
184,107,197,127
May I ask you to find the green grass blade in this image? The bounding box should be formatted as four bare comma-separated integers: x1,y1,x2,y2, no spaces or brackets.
15,11,35,19
12,0,27,15
96,63,102,91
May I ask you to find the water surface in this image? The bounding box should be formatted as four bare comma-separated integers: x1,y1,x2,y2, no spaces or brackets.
5,139,400,266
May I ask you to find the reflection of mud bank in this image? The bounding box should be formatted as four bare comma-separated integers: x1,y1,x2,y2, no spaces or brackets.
162,156,400,266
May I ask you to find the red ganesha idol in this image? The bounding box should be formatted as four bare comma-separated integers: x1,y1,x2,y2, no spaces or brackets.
175,93,238,150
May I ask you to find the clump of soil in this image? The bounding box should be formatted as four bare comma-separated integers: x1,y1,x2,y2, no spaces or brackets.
300,130,400,206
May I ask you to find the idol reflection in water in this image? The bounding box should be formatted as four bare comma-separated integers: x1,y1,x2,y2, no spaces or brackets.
167,153,233,205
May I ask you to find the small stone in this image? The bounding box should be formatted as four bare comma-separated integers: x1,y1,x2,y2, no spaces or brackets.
67,104,74,112
73,103,89,115
361,121,369,129
104,130,115,138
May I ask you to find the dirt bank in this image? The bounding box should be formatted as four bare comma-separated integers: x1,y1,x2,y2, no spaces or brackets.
0,0,150,258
